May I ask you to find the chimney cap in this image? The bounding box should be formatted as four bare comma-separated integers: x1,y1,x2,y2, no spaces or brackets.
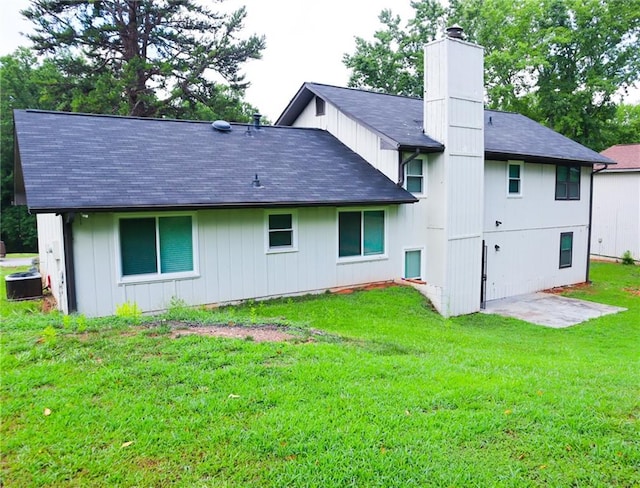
445,25,465,40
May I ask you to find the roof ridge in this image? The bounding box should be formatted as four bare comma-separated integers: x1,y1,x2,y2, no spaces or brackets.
306,82,423,102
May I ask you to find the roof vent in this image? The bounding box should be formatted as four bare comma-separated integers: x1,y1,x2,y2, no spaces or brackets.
252,173,262,188
252,113,262,129
212,120,232,132
445,25,464,40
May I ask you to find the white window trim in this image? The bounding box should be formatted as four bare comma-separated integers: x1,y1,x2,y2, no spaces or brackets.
404,156,427,197
336,207,388,264
265,210,298,254
402,246,425,280
507,160,524,198
114,211,199,285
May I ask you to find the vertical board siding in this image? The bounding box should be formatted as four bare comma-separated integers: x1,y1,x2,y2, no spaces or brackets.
37,214,67,313
591,172,640,260
71,207,403,317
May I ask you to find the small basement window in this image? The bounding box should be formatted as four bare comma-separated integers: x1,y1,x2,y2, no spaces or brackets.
559,232,573,268
119,215,195,278
315,97,325,116
404,249,422,279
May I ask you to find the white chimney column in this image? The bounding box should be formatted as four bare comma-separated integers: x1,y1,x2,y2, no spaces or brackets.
424,31,485,316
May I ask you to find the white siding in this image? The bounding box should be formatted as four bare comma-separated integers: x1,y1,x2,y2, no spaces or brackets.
71,207,404,317
37,214,67,313
292,96,398,181
591,172,640,260
483,161,591,299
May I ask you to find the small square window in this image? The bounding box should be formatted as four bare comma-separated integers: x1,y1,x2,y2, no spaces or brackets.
559,232,573,268
315,97,325,116
404,250,422,279
266,212,297,252
405,159,424,194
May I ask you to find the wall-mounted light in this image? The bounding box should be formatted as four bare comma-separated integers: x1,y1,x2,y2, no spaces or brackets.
495,220,502,227
494,244,501,251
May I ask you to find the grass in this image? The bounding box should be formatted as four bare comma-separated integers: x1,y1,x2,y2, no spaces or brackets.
1,262,638,487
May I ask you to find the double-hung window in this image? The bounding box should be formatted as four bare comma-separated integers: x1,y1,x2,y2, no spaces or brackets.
119,215,195,278
555,165,580,200
559,232,573,268
405,159,424,194
266,211,297,252
507,161,523,196
338,210,385,258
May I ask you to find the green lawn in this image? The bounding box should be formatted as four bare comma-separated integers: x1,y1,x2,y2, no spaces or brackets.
1,262,638,487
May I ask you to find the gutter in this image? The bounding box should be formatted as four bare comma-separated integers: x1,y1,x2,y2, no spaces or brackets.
585,162,610,283
61,212,77,313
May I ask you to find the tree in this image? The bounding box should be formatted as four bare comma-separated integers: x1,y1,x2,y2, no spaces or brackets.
0,49,71,252
343,0,640,150
22,0,266,118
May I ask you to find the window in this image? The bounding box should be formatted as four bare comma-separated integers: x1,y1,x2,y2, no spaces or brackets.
315,97,325,116
119,215,194,278
559,232,573,268
555,165,581,200
405,159,424,194
507,161,522,196
338,210,385,258
404,249,422,279
266,212,297,252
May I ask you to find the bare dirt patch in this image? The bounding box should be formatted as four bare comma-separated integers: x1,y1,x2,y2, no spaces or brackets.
624,287,640,297
168,323,296,342
543,282,593,294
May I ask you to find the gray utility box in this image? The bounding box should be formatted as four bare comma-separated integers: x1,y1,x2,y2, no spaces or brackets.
5,271,43,300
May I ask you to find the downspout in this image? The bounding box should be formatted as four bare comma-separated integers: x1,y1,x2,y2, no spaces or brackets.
62,212,77,313
397,149,421,187
586,163,609,283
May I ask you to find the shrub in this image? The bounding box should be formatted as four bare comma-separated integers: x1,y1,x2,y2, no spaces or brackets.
621,250,635,265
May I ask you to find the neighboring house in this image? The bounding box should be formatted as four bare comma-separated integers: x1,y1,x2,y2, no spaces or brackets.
591,143,640,261
14,29,612,317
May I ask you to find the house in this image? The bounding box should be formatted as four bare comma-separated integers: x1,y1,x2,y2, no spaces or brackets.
591,143,640,261
13,28,613,317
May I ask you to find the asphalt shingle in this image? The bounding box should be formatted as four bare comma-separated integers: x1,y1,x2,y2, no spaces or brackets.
14,110,417,213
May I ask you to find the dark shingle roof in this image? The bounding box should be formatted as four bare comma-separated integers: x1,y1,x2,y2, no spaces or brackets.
277,82,613,165
14,109,416,213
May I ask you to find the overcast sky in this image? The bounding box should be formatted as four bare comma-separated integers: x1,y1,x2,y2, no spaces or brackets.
1,0,416,120
2,0,637,121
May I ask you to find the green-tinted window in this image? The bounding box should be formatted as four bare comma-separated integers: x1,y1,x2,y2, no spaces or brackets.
159,216,193,273
120,218,158,276
339,210,385,258
268,213,293,248
556,165,580,200
363,211,384,255
508,163,521,195
120,215,194,277
405,250,421,279
559,232,573,268
406,159,423,193
338,211,361,257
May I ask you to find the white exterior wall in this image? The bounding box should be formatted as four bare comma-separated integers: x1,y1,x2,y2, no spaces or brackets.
483,161,591,299
423,37,485,316
36,214,68,313
71,207,403,317
591,172,640,260
292,98,398,181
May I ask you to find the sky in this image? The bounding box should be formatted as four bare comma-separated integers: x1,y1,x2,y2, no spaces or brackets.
1,0,637,121
0,0,416,121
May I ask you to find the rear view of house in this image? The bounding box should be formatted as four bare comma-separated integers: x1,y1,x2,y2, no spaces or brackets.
14,28,613,317
591,143,640,261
